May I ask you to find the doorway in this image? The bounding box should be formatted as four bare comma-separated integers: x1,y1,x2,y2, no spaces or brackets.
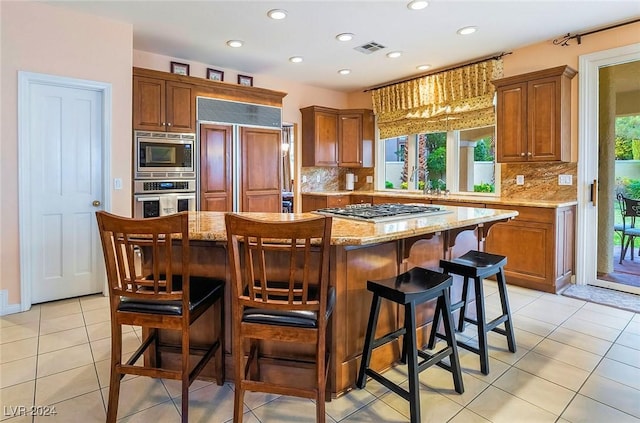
18,72,112,309
577,44,640,295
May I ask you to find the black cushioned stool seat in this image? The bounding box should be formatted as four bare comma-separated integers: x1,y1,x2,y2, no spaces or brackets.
428,250,516,375
356,267,464,423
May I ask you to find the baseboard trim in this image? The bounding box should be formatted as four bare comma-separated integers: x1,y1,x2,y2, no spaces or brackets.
0,290,23,316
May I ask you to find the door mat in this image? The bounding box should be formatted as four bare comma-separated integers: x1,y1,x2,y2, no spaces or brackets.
561,284,640,314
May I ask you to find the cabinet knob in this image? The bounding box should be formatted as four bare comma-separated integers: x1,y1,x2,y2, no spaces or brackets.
527,152,532,156
520,153,525,156
162,122,166,126
167,122,172,127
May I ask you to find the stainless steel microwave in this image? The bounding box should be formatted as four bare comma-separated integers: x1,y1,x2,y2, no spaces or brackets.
134,131,196,179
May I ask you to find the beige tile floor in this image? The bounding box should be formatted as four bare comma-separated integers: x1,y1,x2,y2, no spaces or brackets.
1,282,639,422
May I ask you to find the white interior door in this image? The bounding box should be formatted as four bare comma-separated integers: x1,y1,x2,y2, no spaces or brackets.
20,73,108,304
578,43,640,295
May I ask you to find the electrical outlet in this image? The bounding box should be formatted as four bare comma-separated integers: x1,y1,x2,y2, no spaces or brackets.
366,176,373,183
516,175,525,185
302,175,307,183
558,174,573,185
316,175,321,183
113,178,122,190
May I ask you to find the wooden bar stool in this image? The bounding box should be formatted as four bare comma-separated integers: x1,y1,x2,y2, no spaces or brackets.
428,250,516,375
356,267,464,423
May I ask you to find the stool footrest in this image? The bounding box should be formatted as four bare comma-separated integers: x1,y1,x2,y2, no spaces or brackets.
433,332,480,356
371,328,406,351
364,369,410,401
417,347,453,373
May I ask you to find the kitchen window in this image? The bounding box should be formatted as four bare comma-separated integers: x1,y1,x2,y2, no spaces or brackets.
377,125,498,195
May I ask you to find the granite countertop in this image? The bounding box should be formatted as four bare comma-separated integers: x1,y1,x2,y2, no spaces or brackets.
189,207,518,246
303,190,577,208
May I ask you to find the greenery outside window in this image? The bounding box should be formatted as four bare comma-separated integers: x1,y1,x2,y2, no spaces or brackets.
378,125,498,195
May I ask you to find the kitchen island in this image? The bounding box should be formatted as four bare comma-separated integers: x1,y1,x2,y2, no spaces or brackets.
159,206,518,396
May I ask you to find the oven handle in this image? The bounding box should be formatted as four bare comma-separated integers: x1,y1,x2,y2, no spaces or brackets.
176,195,196,200
136,196,160,202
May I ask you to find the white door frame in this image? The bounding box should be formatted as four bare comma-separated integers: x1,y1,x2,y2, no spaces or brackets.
577,43,640,293
18,71,112,311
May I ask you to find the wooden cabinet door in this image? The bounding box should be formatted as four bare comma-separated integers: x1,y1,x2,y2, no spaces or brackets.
301,195,328,212
485,219,554,290
200,124,232,211
496,82,527,162
528,76,561,161
133,76,165,131
339,112,363,167
301,106,338,167
314,110,339,167
165,81,193,132
240,127,281,212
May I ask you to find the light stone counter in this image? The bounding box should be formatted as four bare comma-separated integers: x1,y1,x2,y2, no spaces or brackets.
188,207,518,245
304,190,577,209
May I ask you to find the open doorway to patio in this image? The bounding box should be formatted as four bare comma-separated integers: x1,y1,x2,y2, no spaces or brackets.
596,60,640,291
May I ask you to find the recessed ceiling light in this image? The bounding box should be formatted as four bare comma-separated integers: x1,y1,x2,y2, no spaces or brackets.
386,51,402,59
417,64,431,70
289,56,303,63
407,0,428,10
226,40,244,48
267,9,287,20
336,33,354,42
338,69,351,75
457,26,477,35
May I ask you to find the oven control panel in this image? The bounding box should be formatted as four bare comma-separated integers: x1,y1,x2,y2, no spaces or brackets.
134,179,196,194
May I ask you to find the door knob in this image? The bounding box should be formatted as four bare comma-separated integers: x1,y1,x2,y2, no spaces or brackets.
92,200,101,207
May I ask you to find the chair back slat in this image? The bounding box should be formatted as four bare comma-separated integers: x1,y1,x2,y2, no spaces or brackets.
226,214,332,313
96,211,189,306
619,194,640,229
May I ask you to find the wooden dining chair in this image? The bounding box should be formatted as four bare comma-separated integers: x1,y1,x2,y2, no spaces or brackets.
618,194,640,263
96,211,225,423
225,213,333,423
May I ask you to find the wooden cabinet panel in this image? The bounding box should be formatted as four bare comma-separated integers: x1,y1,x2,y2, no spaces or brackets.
301,106,373,168
133,76,194,132
165,82,194,132
494,65,575,163
350,195,373,205
200,124,232,211
485,204,575,293
133,76,165,131
496,83,527,161
432,200,485,208
486,220,553,285
339,113,362,167
240,127,281,212
301,106,338,167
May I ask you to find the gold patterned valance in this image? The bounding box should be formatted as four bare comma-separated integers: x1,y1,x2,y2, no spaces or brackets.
371,59,504,138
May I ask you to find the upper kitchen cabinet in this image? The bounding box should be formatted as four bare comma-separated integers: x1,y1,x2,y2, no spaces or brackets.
493,65,576,163
133,69,194,132
301,106,374,168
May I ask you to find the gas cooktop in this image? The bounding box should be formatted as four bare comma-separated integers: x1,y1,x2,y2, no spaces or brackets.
313,203,452,223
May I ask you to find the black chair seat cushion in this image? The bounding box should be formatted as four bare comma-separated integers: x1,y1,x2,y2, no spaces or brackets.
242,286,335,328
118,276,224,316
440,250,506,279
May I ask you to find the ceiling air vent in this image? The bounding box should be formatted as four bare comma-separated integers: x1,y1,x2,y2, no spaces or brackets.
354,41,386,54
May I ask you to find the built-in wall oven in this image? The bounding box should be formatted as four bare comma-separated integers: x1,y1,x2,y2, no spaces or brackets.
133,180,196,219
133,131,197,218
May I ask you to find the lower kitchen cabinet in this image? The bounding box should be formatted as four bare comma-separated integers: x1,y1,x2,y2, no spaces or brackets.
484,205,575,293
301,194,349,211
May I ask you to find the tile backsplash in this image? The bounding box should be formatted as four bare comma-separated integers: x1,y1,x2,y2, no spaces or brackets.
301,162,577,203
300,167,374,192
501,162,577,201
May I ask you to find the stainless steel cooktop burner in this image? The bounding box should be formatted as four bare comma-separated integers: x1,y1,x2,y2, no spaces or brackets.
314,203,451,222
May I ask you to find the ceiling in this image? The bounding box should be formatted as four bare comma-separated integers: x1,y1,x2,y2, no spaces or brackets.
46,0,640,93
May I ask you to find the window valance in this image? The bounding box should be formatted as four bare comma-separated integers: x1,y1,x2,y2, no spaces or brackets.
371,59,504,138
